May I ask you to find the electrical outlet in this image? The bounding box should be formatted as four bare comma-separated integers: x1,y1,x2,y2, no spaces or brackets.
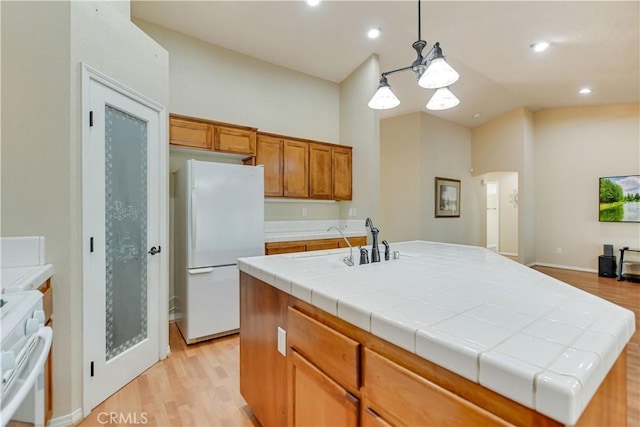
302,207,308,217
349,207,357,217
556,247,562,254
277,327,286,356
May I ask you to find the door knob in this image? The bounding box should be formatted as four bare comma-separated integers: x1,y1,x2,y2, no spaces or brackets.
148,246,161,255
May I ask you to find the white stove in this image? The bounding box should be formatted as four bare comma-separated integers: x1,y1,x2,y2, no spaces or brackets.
0,291,52,427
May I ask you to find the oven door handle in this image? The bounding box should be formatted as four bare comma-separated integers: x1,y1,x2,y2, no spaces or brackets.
0,326,53,426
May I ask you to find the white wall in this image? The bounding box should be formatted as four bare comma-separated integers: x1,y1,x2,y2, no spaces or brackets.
379,112,479,246
534,104,640,271
380,113,422,242
2,1,169,420
338,55,381,235
134,19,339,143
419,113,480,245
471,107,534,264
135,18,345,228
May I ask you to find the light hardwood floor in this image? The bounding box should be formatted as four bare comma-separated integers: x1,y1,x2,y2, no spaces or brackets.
79,267,639,427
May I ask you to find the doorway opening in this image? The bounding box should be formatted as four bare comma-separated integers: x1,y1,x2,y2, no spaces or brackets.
481,172,518,258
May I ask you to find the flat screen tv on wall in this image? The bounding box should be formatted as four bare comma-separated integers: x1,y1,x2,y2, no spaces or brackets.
599,175,640,222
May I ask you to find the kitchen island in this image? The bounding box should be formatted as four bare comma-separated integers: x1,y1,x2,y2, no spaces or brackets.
238,241,634,426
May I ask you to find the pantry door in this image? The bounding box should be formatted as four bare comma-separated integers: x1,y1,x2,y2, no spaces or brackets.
82,65,168,414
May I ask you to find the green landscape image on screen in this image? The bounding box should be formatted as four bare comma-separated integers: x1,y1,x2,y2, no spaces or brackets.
599,175,640,222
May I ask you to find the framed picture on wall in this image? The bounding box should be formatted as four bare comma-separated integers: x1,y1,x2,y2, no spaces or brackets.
599,175,640,222
435,177,461,218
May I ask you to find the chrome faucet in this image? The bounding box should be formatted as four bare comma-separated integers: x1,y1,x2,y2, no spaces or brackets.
326,226,354,266
365,218,380,263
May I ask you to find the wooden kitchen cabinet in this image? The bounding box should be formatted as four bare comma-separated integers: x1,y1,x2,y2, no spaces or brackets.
169,114,257,155
38,279,53,426
309,143,333,199
265,236,366,255
339,236,366,248
288,307,360,427
363,348,508,427
288,350,359,427
308,143,353,200
214,124,256,155
256,135,284,197
265,241,307,255
332,146,352,200
283,139,309,198
304,240,339,252
169,116,212,150
240,272,584,427
257,132,352,200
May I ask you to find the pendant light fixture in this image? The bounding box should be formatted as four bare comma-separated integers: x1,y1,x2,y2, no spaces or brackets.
368,0,460,111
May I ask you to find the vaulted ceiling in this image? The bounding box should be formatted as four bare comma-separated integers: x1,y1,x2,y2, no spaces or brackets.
132,1,640,128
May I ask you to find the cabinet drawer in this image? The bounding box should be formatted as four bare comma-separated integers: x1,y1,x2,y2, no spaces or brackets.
38,279,53,323
305,240,340,252
214,125,256,155
288,307,360,392
363,349,508,426
170,118,212,150
343,236,366,248
265,242,306,255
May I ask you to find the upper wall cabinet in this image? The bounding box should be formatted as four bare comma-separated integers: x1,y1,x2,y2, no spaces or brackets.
309,143,333,200
169,117,212,150
256,133,352,201
283,139,309,198
332,146,352,201
256,135,284,197
169,114,256,156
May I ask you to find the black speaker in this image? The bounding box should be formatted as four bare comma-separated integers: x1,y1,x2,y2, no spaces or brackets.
603,244,614,257
598,255,616,278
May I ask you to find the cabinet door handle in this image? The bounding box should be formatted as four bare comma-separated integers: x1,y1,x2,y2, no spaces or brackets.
345,391,358,405
365,408,378,417
148,246,161,255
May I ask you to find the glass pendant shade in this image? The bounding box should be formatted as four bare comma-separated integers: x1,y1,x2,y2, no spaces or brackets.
418,57,460,89
426,87,460,110
368,83,400,110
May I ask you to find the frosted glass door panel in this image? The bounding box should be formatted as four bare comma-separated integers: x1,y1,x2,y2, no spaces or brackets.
105,105,148,361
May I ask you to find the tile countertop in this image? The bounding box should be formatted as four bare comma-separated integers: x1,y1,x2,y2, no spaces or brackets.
238,240,636,425
1,264,54,292
1,236,54,293
264,219,367,243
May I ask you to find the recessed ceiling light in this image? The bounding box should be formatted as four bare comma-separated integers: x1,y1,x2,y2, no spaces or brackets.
579,87,593,95
306,0,320,6
530,41,550,52
367,28,381,39
472,112,483,119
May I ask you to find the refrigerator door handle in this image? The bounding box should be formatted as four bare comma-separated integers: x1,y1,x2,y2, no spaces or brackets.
189,267,214,275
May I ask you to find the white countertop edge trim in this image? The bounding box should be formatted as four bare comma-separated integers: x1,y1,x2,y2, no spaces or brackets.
1,264,54,292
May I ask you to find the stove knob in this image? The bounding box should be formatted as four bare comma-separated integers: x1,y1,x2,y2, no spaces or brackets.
1,351,16,371
25,318,40,335
33,310,46,325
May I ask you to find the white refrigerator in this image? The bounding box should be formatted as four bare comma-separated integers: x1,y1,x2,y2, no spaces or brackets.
174,160,264,344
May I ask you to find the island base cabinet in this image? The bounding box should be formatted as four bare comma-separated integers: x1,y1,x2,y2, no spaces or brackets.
363,349,509,427
288,350,359,427
240,272,628,427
